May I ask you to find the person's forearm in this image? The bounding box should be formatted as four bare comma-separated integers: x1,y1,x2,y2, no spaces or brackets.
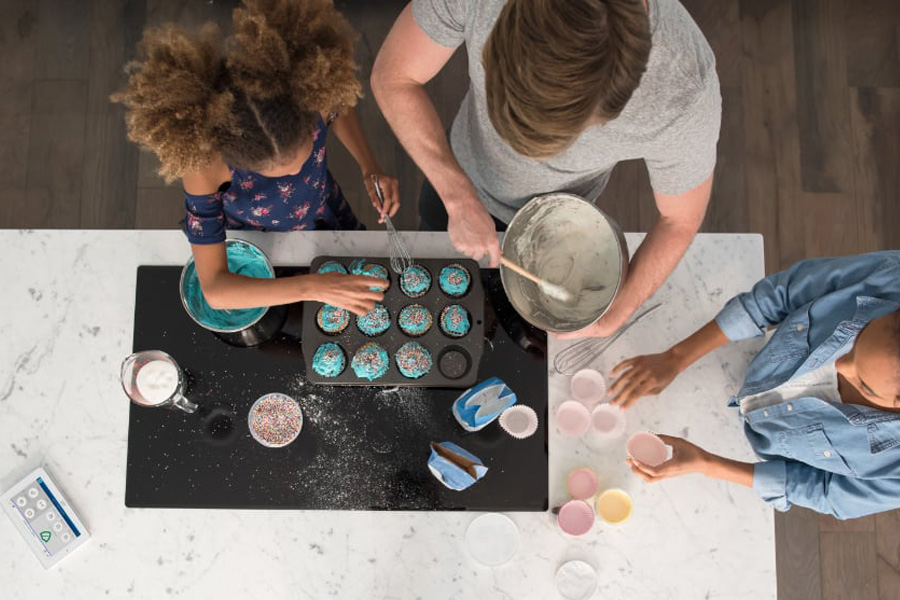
330,108,380,175
607,217,698,327
199,272,314,310
702,454,754,488
669,319,730,373
371,77,476,211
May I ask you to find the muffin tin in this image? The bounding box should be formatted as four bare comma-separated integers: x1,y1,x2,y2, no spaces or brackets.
302,256,484,387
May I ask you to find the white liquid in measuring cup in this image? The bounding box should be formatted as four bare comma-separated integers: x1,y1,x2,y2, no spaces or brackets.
135,360,179,405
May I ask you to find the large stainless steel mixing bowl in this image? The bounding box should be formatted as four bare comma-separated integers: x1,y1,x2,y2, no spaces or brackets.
500,193,628,333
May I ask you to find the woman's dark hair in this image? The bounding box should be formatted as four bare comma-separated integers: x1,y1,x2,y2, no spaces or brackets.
111,0,361,181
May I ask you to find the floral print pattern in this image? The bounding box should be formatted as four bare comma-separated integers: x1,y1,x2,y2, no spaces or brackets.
184,117,363,245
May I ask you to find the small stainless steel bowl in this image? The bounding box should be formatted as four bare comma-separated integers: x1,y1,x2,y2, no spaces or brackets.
500,193,628,333
179,238,287,346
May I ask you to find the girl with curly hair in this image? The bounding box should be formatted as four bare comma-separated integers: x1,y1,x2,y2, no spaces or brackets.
113,0,399,315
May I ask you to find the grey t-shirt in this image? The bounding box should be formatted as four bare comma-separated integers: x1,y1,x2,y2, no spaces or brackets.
412,0,722,223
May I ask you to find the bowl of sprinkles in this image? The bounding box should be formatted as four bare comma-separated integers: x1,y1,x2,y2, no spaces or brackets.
248,393,303,448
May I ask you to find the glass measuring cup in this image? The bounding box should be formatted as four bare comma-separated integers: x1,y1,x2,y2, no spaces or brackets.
120,350,197,413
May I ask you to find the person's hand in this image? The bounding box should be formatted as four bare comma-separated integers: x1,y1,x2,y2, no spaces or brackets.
446,198,501,267
607,350,682,409
627,435,711,482
304,273,387,316
363,173,400,224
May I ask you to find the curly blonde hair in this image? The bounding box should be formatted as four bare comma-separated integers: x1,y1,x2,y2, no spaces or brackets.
111,0,362,182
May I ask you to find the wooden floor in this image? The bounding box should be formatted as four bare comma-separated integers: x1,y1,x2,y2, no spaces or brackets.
1,1,899,598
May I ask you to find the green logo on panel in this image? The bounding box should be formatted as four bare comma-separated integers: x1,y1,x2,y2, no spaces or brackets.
40,531,51,543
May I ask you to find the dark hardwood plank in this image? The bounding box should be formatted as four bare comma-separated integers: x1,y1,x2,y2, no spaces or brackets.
849,87,900,252
792,0,854,194
0,1,39,81
876,510,900,600
740,0,806,273
137,150,167,189
135,187,184,229
844,0,900,88
680,0,744,87
33,0,91,80
80,0,144,229
819,513,876,533
776,508,824,600
802,193,861,258
23,80,88,228
702,85,749,233
0,1,39,197
144,0,237,29
820,531,879,600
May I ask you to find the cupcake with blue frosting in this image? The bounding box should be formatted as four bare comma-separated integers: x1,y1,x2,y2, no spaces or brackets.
398,304,433,337
439,264,471,297
395,342,433,379
316,304,349,334
350,259,390,291
399,265,432,298
440,304,471,338
312,342,346,378
356,304,391,337
351,342,390,381
317,260,348,275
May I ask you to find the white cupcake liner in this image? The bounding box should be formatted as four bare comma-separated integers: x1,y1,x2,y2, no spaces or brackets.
498,405,539,439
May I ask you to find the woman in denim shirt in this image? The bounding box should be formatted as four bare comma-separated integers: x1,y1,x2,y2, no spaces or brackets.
610,252,900,519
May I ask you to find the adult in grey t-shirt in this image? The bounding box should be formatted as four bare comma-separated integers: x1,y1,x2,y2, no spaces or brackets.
372,0,721,338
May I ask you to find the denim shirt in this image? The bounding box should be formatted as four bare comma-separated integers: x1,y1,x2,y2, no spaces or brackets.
715,252,900,519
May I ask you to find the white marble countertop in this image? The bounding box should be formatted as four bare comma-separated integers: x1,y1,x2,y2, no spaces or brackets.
0,230,774,599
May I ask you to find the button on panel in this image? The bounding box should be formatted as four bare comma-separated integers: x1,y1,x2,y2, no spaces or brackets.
27,488,38,498
36,499,47,510
24,508,35,519
52,522,63,532
45,511,56,521
16,497,27,507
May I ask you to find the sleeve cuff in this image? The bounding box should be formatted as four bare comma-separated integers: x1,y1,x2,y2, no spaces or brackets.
753,460,790,511
715,295,765,341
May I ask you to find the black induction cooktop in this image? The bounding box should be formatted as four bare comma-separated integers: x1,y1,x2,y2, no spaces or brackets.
125,266,548,511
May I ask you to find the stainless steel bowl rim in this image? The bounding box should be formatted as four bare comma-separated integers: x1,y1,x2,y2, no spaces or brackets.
178,238,276,333
500,192,628,333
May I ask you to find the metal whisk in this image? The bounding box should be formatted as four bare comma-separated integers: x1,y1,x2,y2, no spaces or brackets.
553,303,662,375
371,174,413,275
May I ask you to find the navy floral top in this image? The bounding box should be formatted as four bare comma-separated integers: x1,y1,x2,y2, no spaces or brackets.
184,117,363,245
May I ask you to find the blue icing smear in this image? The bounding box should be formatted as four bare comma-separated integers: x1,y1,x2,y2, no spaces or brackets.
351,342,389,380
356,304,391,336
400,265,432,298
312,342,346,378
182,240,272,331
439,264,471,297
317,260,348,275
350,260,390,291
398,304,433,337
440,304,471,338
317,305,350,334
396,342,433,378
